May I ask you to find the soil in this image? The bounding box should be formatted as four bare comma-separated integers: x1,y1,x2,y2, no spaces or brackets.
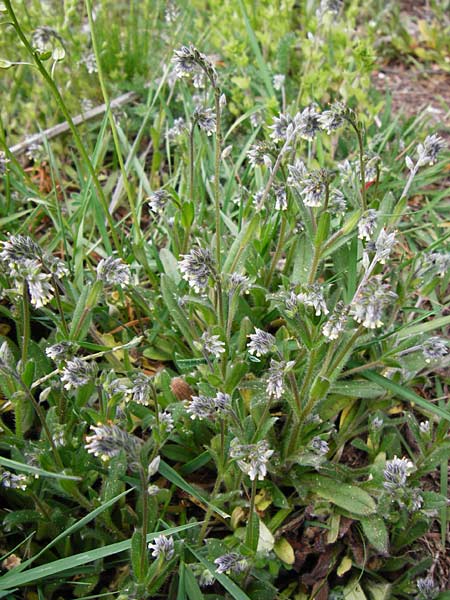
371,0,450,135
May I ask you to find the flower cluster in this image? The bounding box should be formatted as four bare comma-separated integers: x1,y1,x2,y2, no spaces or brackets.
179,247,215,292
1,471,28,491
322,301,348,340
61,357,96,390
96,256,131,288
85,423,142,462
0,234,68,308
266,359,294,399
214,552,247,574
172,44,218,88
247,328,276,357
230,438,274,481
351,276,397,329
198,331,226,358
148,534,174,560
187,391,231,420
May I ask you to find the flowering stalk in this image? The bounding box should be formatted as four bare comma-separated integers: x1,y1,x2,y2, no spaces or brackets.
3,1,122,255
265,214,287,287
138,462,149,584
347,118,367,211
20,281,31,372
246,478,258,551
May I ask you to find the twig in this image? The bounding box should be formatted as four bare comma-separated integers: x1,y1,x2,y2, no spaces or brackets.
8,90,138,156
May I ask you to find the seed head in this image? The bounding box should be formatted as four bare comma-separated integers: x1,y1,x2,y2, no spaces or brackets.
170,377,193,401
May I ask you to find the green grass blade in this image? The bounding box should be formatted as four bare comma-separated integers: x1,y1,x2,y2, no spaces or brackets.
0,523,199,590
0,457,81,481
236,0,274,97
397,314,450,339
187,546,251,600
12,489,132,574
362,371,450,422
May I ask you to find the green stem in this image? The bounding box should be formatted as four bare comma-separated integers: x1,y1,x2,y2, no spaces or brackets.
246,478,258,550
198,473,223,542
17,375,64,470
349,120,367,211
265,214,287,288
51,276,69,337
20,282,30,372
4,0,121,254
139,465,149,584
214,90,222,269
307,245,322,285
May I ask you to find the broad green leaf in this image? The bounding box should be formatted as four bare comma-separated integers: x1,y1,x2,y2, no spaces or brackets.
160,275,196,348
160,247,181,283
343,578,368,600
360,516,389,553
301,475,376,516
273,538,295,565
366,581,392,600
223,214,259,274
